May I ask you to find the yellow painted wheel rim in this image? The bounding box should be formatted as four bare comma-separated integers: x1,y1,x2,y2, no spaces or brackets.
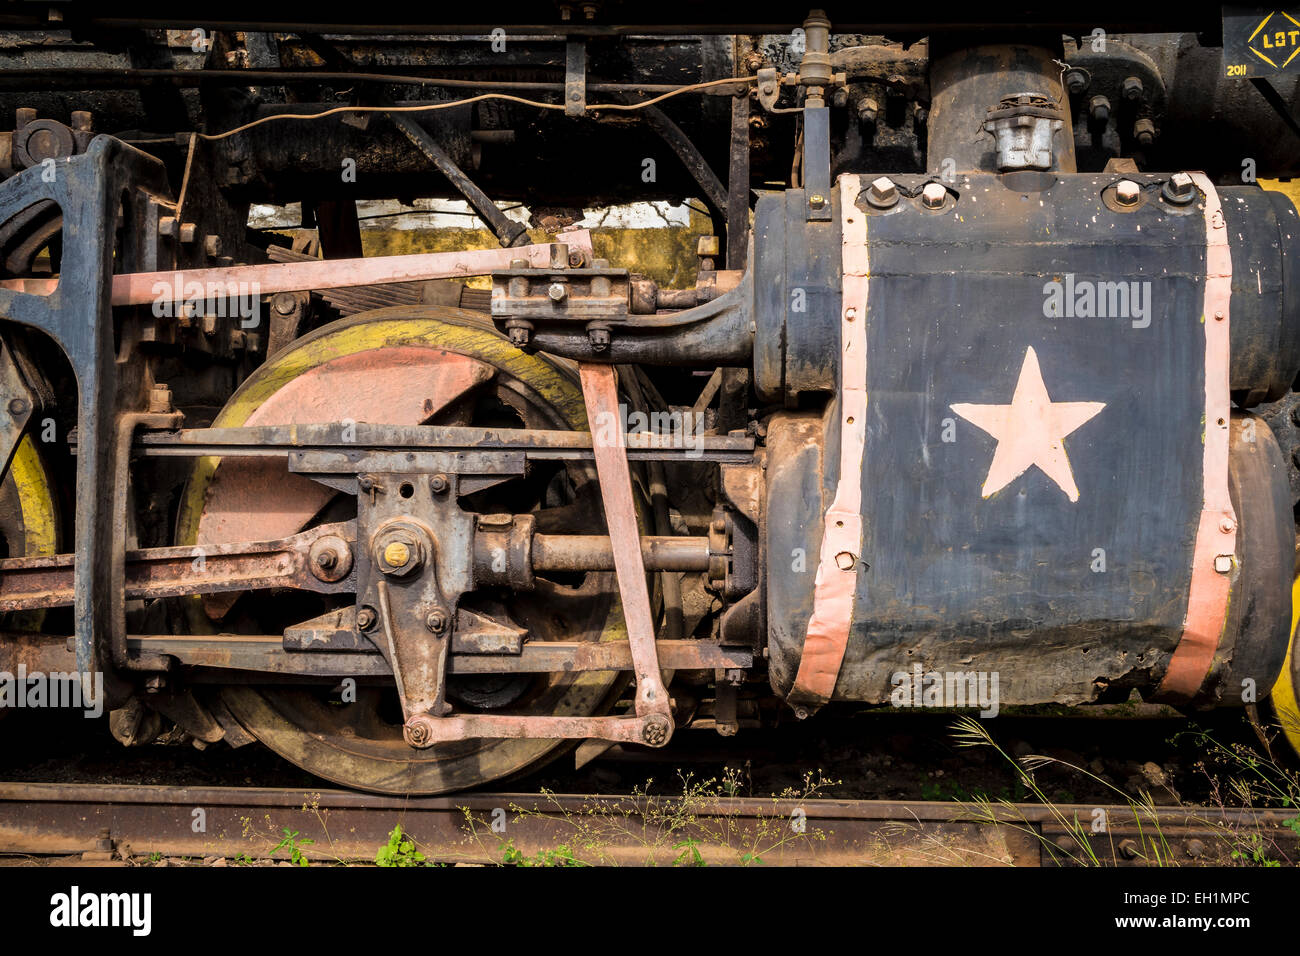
1269,575,1300,756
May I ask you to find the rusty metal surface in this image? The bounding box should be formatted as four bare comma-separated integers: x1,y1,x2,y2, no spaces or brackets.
0,782,1291,865
0,522,356,611
117,636,752,677
132,423,756,461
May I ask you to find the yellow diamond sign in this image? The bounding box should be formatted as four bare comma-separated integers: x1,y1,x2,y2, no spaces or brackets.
1247,11,1300,69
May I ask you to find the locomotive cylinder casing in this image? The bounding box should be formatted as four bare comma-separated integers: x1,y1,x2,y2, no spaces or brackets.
766,172,1299,708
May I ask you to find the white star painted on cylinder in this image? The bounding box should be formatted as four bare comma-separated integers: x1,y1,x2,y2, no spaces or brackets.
950,346,1105,503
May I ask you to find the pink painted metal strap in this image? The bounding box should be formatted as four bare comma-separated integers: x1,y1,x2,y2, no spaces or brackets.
578,363,672,723
0,231,596,305
1157,172,1237,701
788,177,867,712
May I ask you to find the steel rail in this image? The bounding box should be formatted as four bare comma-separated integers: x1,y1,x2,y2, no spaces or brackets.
0,782,1290,866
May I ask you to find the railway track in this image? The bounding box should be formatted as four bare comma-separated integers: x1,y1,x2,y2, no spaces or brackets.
0,782,1293,866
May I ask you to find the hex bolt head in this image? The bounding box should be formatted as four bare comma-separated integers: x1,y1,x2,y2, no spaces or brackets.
356,606,377,630
1115,180,1141,206
858,97,879,125
425,609,449,633
158,216,178,237
547,282,567,302
1163,172,1196,205
507,326,531,348
921,182,948,209
429,473,449,494
7,397,28,417
1089,95,1110,125
178,222,197,243
147,383,173,413
808,193,827,209
272,292,298,316
383,541,411,568
1064,69,1089,95
70,110,93,132
696,235,720,257
1133,118,1156,147
867,176,899,208
588,327,611,352
203,234,222,257
567,249,586,267
1122,76,1144,101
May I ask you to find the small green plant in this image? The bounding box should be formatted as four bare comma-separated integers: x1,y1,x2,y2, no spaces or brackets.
500,838,585,867
375,825,428,867
147,852,162,863
270,827,313,867
232,852,254,866
672,837,705,867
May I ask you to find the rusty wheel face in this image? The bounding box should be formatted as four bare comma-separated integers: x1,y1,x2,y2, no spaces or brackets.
178,308,638,794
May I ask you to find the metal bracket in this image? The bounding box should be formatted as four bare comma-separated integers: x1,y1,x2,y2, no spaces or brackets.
565,40,587,117
803,105,832,222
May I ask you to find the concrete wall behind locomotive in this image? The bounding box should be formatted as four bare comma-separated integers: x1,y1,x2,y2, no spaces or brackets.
765,172,1299,708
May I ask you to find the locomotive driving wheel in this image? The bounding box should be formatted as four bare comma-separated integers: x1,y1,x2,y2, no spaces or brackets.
176,307,647,794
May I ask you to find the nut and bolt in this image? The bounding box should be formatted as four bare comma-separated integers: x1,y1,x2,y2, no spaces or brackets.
70,110,93,132
641,714,672,747
314,549,338,571
376,530,422,576
203,234,222,257
567,249,585,267
1089,95,1110,125
430,473,450,494
1117,838,1140,860
7,397,28,417
857,97,879,126
403,713,436,748
425,609,449,633
1133,118,1156,147
507,325,531,348
588,327,610,351
808,193,827,209
920,182,948,209
1122,76,1145,101
866,176,898,209
148,383,173,413
1114,180,1142,207
1163,171,1195,205
178,222,197,243
356,606,377,630
547,282,567,302
1064,69,1089,95
158,216,177,236
273,292,298,316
